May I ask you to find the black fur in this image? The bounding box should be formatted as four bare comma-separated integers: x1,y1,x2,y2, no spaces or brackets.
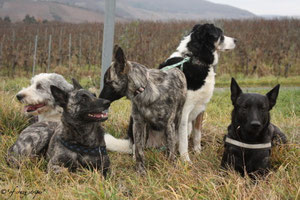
221,78,287,178
187,24,223,64
159,57,210,91
159,23,224,91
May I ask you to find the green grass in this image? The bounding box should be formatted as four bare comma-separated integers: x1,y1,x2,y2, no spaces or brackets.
0,77,299,199
215,74,300,87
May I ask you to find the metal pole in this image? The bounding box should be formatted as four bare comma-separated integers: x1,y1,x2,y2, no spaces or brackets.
32,35,38,76
0,37,3,69
47,34,52,72
79,33,82,66
100,0,116,91
59,28,63,66
68,33,72,69
12,29,15,48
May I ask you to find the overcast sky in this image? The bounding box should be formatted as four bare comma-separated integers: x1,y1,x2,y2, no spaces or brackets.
209,0,300,16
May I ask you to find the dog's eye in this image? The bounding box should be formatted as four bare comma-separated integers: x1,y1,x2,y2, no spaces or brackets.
36,83,42,90
80,94,89,103
107,80,114,84
260,105,268,111
220,35,225,43
239,105,247,111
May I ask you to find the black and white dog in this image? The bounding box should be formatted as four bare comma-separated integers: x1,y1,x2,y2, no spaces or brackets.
158,23,237,162
221,78,287,177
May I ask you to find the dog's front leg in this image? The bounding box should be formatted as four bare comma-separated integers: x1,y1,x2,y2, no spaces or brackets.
192,112,204,153
47,159,69,174
165,117,176,161
133,118,147,174
178,108,191,162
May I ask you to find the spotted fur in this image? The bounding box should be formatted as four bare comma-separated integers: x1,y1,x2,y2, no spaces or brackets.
6,121,58,168
100,46,187,173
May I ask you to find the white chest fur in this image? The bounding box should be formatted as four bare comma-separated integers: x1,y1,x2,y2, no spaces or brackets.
183,66,216,121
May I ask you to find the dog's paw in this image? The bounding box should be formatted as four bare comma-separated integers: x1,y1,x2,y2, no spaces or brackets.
193,145,202,153
180,153,192,163
168,152,176,161
136,163,146,175
5,155,21,168
48,164,68,174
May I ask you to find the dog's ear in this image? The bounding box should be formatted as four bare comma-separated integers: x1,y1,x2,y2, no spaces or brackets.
191,24,202,32
230,78,243,105
114,45,126,65
113,45,130,74
50,85,68,108
266,84,280,110
72,78,83,90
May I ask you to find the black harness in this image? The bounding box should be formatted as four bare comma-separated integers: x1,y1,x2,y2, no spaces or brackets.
59,138,107,156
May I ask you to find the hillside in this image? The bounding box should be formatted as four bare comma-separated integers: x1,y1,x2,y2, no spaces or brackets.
0,0,255,23
0,0,121,23
118,0,256,20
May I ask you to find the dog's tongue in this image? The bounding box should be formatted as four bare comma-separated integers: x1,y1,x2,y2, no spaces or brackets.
24,103,45,112
93,113,102,118
88,112,108,119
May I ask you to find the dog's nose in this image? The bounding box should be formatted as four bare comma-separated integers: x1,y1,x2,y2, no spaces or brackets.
250,121,261,129
16,94,25,101
234,39,238,44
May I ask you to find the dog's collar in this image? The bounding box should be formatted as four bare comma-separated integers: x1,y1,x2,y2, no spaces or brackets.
225,136,271,149
160,57,191,71
59,138,107,156
134,71,149,96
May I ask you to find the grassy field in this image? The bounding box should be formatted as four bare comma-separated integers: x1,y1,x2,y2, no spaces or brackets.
0,76,299,199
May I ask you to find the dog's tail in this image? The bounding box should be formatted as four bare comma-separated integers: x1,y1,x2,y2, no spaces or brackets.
104,133,132,154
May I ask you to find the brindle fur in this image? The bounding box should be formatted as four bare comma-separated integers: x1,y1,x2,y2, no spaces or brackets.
100,46,187,173
221,78,287,178
6,121,57,167
47,79,110,176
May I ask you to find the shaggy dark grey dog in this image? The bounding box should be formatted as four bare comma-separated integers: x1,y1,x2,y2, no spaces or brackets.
47,79,110,177
221,78,287,178
6,121,58,167
100,45,187,173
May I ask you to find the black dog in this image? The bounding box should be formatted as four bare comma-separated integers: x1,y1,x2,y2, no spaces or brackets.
221,78,287,177
47,79,110,177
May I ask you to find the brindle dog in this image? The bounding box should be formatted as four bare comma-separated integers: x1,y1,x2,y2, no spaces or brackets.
100,45,187,173
47,79,110,177
221,78,287,178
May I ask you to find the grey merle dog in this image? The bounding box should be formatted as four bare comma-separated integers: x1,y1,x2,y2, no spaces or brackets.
6,121,58,168
100,45,187,173
47,79,110,176
221,78,287,178
6,73,73,167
